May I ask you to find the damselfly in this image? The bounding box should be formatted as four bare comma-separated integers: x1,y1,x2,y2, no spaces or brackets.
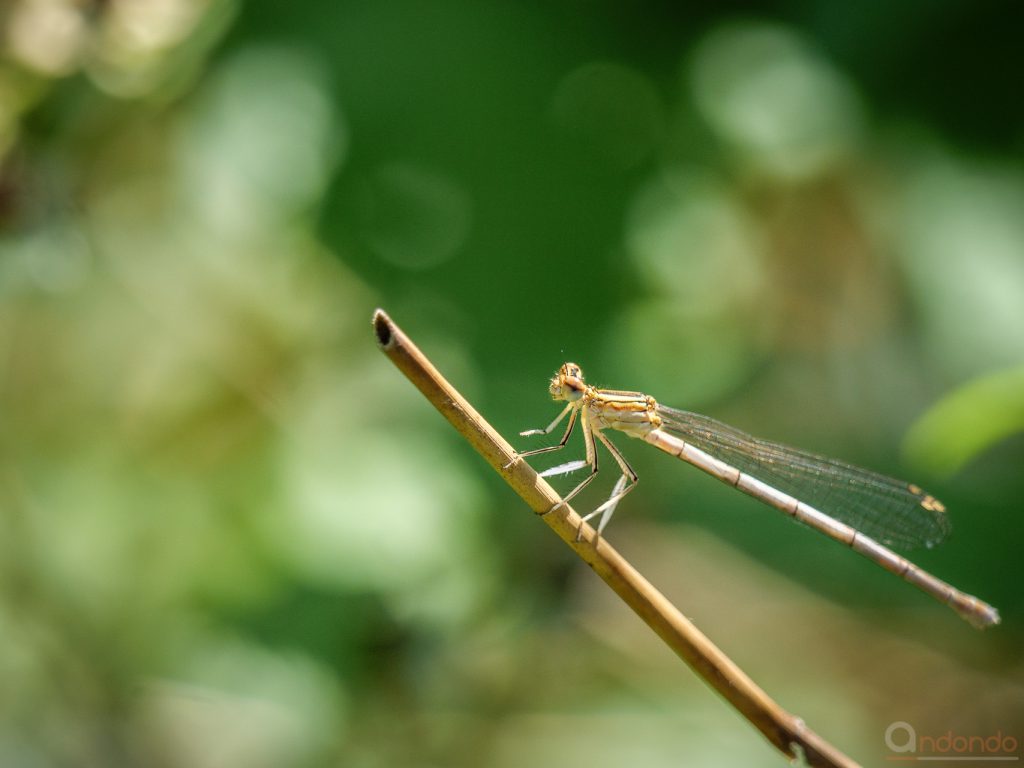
512,363,1000,629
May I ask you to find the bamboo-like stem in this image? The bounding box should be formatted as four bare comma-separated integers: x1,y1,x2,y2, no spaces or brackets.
373,308,860,768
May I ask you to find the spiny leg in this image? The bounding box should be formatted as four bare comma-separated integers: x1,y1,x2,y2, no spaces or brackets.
578,430,638,538
517,409,578,460
578,474,630,533
503,403,577,469
543,410,600,528
520,401,575,438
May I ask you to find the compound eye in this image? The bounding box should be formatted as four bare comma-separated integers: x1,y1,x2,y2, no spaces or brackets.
559,363,585,394
562,362,583,381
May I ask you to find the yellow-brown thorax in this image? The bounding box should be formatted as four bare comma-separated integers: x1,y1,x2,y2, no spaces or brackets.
549,362,662,439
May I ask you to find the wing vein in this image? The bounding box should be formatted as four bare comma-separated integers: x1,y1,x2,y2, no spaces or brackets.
657,406,951,550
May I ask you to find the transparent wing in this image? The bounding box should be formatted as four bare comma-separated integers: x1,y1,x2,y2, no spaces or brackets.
657,406,951,550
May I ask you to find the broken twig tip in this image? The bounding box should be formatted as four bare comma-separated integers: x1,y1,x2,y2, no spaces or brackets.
373,309,394,349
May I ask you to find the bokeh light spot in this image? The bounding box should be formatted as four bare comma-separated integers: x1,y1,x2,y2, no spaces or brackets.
691,23,863,179
357,162,472,270
5,0,86,76
604,300,766,407
626,167,766,314
897,158,1024,375
180,46,342,237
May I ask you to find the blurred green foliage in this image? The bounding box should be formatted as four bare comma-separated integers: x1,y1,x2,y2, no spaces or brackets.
1,2,1022,766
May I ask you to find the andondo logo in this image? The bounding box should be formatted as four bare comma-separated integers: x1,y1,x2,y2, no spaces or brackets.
885,721,1019,762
